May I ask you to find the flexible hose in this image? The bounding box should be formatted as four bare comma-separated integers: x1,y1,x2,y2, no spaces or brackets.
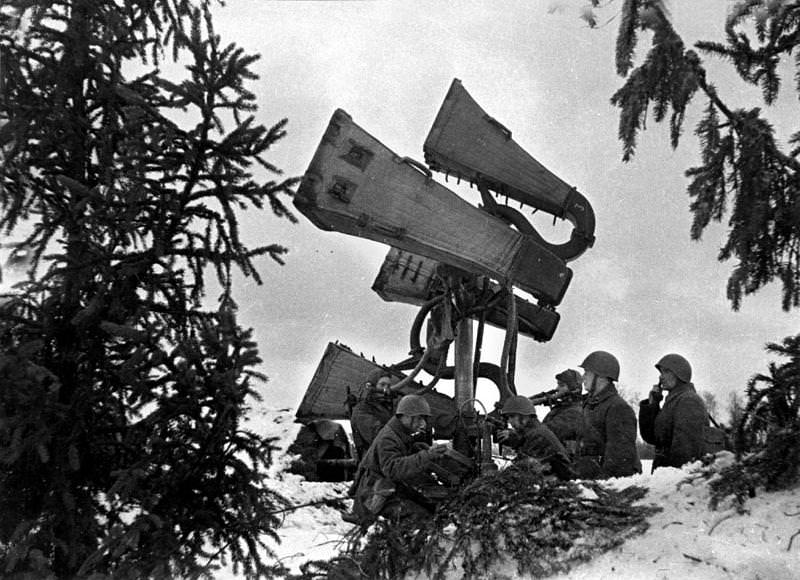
390,345,434,392
498,284,518,400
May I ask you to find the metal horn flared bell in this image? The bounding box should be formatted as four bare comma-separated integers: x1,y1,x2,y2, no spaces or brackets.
423,79,596,262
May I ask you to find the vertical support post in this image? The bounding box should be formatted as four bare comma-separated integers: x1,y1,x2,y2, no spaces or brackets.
452,316,475,456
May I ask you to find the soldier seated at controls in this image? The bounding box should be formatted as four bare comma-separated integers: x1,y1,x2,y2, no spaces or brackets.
349,394,450,525
496,395,575,481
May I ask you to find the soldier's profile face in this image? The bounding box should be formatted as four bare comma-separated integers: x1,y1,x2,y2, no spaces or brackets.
507,414,526,430
376,376,393,391
658,368,677,390
400,414,427,434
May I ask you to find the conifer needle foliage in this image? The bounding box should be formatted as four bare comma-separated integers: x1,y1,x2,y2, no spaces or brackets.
0,1,297,577
602,0,800,525
682,334,800,514
608,0,800,311
294,464,660,580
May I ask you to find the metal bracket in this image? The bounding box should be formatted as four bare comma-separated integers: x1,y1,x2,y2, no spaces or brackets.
327,176,356,203
339,140,374,171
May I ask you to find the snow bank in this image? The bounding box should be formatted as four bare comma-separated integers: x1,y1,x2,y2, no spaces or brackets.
549,457,799,580
220,408,800,579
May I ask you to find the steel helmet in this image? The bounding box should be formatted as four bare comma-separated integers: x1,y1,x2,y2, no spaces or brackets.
580,351,620,381
395,394,431,417
555,369,582,392
655,353,692,383
501,395,537,416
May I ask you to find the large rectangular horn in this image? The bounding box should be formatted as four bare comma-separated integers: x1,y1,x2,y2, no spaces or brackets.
295,109,572,305
296,341,458,439
371,247,560,342
424,79,595,261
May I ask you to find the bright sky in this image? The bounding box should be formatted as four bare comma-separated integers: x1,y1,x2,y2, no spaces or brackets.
202,1,799,417
10,1,785,418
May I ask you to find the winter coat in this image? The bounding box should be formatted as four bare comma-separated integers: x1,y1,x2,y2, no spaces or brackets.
351,417,441,524
579,384,641,478
542,400,584,457
639,382,709,471
503,419,575,480
350,395,394,461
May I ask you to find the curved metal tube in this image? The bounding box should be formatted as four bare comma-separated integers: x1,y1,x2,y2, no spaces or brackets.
499,284,518,397
390,347,434,392
401,294,513,400
477,180,594,262
491,192,595,263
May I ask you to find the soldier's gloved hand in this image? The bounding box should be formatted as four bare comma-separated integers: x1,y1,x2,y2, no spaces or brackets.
428,443,449,456
421,443,449,464
648,385,663,404
496,429,520,446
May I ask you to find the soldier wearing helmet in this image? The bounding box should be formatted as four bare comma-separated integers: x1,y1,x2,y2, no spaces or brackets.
639,354,709,472
576,351,641,479
350,394,450,525
496,395,574,480
349,369,397,462
542,369,585,458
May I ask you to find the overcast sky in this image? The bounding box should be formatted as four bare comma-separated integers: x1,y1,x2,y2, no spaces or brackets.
90,2,785,416
200,1,800,416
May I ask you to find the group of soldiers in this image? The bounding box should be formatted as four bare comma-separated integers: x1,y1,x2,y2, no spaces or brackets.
344,350,712,526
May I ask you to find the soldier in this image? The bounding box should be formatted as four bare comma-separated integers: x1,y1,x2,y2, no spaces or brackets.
541,369,585,458
576,351,641,479
639,353,709,472
288,419,353,482
350,394,449,525
349,369,396,462
496,395,575,480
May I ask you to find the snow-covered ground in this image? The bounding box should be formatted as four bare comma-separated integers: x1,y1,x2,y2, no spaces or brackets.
226,407,799,580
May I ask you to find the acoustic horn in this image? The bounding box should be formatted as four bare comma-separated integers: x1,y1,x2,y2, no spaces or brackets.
423,79,595,262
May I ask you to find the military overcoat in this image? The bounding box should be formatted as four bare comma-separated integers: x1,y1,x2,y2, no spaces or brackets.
506,419,575,480
580,384,641,478
639,382,708,471
352,416,440,523
350,395,393,460
542,399,584,456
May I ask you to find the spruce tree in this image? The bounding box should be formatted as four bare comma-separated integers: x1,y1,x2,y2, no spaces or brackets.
606,0,800,312
741,335,800,447
0,1,297,577
596,0,799,488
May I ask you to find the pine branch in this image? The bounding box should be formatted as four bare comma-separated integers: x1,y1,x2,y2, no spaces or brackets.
615,0,640,76
0,1,297,577
324,464,660,580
